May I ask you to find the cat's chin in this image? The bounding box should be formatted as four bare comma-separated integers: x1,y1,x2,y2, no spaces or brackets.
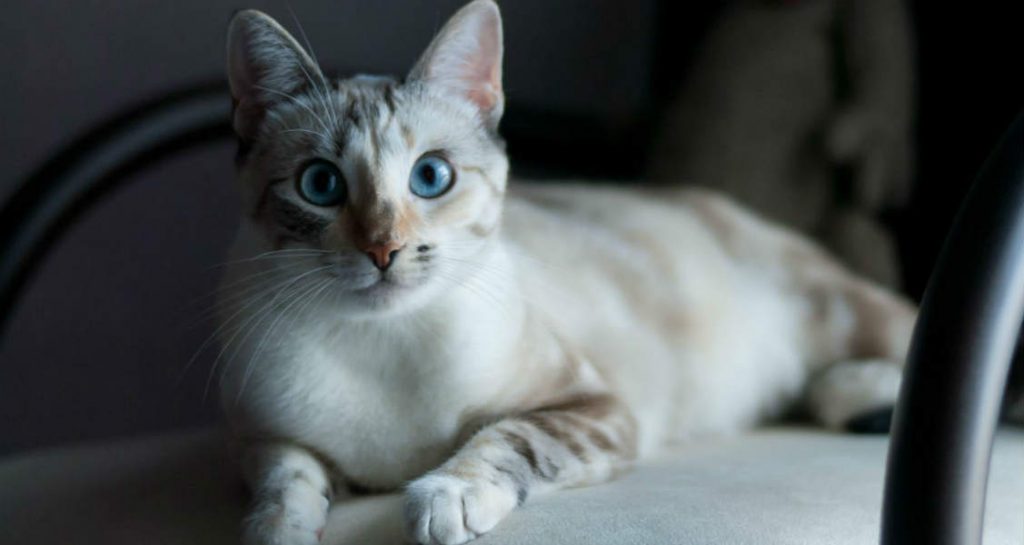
353,277,406,300
342,276,437,318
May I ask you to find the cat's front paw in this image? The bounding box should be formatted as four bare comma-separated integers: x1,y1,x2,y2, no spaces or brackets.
242,482,329,545
404,472,518,545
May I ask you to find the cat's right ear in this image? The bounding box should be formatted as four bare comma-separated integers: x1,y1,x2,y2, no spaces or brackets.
408,0,504,130
227,10,324,141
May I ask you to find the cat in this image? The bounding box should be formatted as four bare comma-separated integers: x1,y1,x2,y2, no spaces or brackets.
218,1,917,544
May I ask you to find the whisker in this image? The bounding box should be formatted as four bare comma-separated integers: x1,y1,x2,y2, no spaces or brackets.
284,275,335,334
209,249,330,269
254,84,333,136
203,264,333,399
184,262,317,327
235,275,333,403
279,127,332,140
444,238,561,272
433,255,518,286
176,266,313,386
192,258,316,304
430,265,515,319
285,3,340,135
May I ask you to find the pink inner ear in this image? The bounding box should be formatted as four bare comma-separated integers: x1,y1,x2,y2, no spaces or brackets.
463,58,501,111
467,87,499,112
412,1,503,118
471,17,503,110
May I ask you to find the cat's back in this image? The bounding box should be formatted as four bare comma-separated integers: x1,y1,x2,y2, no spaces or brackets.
503,180,835,292
502,181,770,285
503,182,825,441
501,181,762,344
504,181,721,259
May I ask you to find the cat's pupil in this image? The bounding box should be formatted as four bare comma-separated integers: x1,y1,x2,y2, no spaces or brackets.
420,165,436,185
313,171,334,193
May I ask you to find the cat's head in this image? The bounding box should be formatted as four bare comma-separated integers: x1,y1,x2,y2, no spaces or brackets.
226,0,509,317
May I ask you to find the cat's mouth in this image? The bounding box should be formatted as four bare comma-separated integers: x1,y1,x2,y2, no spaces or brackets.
352,271,412,297
356,276,396,292
341,266,434,311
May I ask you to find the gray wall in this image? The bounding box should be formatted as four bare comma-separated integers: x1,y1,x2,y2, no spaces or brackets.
0,0,656,453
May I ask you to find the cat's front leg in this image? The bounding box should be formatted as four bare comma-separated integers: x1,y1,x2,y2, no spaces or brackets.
404,393,637,545
240,443,335,545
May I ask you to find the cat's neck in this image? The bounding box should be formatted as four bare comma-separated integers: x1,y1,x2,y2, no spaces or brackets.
330,240,527,358
305,241,529,404
414,241,524,341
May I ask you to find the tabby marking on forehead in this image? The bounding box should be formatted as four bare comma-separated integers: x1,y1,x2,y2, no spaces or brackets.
344,99,361,129
401,124,416,149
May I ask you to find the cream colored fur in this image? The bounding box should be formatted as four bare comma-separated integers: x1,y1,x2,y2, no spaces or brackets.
217,2,917,544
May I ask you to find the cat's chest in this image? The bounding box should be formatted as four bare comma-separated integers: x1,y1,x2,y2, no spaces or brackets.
321,364,465,487
232,328,485,489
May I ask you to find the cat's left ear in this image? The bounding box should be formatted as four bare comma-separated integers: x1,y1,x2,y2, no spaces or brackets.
408,0,504,130
227,10,325,141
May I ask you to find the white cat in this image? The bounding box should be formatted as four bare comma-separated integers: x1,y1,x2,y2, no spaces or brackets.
217,2,917,544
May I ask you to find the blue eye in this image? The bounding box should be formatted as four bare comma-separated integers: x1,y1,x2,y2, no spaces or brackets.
297,160,346,206
409,155,455,198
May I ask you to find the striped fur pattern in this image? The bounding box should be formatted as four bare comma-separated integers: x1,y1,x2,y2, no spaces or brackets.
218,2,918,545
405,392,636,544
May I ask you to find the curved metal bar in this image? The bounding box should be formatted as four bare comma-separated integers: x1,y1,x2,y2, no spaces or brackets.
0,84,233,337
881,114,1024,544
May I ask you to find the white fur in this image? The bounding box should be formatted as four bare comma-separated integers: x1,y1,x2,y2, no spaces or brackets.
406,472,517,545
220,3,916,544
221,184,876,482
242,446,331,545
220,236,526,487
807,359,903,429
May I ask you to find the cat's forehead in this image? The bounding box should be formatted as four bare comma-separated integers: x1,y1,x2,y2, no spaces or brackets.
258,74,487,165
335,75,402,125
260,75,400,154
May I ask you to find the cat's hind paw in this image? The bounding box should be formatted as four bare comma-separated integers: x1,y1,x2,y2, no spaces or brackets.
404,472,518,545
807,359,901,431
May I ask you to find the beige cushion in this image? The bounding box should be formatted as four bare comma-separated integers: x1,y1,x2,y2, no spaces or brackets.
2,427,1021,544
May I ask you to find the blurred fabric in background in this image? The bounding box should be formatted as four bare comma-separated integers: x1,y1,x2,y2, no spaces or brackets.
651,0,913,288
0,0,1021,453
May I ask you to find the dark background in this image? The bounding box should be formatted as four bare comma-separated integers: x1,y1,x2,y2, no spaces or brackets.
0,0,1021,454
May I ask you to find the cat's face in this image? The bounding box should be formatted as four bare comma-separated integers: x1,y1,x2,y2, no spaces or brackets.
227,1,508,317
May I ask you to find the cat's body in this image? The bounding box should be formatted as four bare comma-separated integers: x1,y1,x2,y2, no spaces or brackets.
218,3,916,544
223,180,911,485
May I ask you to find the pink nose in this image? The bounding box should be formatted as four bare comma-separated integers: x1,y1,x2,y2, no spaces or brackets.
361,241,404,271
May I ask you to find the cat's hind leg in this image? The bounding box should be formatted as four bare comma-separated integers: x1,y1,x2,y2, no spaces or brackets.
803,274,917,433
679,188,918,432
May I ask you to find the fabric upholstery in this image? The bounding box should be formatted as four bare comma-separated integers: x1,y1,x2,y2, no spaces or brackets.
2,427,1021,544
